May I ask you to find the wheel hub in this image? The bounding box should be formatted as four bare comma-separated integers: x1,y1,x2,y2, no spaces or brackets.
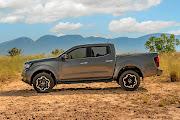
123,74,137,88
36,76,50,91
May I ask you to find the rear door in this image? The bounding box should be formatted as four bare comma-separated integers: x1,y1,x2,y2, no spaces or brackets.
87,45,115,79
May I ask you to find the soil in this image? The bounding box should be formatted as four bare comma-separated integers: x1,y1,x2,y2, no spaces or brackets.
0,76,180,120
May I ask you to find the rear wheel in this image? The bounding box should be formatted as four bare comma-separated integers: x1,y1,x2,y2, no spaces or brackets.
33,73,54,93
118,70,140,91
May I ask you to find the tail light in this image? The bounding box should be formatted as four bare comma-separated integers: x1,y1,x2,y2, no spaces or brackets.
154,56,159,67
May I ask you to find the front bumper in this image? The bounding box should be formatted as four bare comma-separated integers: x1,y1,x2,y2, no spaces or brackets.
21,69,31,85
157,68,163,76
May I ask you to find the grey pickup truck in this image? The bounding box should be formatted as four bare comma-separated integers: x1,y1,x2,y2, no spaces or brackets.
22,43,162,93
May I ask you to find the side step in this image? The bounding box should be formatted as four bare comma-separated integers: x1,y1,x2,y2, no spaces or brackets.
57,79,113,84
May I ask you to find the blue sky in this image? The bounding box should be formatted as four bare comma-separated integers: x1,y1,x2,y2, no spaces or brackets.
0,0,180,43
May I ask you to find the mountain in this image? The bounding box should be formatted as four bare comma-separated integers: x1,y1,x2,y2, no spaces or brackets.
0,33,180,55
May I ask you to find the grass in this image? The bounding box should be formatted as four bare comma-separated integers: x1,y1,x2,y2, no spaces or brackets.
159,52,180,82
0,52,180,84
159,99,166,107
0,54,55,83
143,97,148,103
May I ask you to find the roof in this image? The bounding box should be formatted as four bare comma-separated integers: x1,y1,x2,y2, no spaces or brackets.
74,43,114,47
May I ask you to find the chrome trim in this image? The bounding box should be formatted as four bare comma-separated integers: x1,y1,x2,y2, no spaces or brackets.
80,62,88,64
106,60,113,62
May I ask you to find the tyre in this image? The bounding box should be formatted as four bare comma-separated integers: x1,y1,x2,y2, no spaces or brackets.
118,70,140,91
32,72,54,93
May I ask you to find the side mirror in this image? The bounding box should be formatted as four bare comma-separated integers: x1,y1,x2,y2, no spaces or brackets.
61,54,68,60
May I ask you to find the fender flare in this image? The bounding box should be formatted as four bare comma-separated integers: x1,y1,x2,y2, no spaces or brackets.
29,65,59,84
113,60,145,79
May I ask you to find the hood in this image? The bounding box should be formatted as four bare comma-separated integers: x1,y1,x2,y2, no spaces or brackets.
26,57,57,64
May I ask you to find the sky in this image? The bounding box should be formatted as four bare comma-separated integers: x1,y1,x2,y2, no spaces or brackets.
0,0,180,43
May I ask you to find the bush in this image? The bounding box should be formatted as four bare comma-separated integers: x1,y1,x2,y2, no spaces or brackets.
52,48,64,55
7,47,22,56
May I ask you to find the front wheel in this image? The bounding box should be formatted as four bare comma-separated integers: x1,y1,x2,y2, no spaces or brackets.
118,70,140,91
32,73,54,93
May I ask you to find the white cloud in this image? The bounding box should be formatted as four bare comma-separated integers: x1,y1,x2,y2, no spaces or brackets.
88,23,96,27
0,0,162,24
109,17,180,34
50,22,83,33
166,30,180,35
56,34,66,37
0,15,24,23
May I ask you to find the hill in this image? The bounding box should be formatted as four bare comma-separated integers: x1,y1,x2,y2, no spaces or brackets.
0,33,180,55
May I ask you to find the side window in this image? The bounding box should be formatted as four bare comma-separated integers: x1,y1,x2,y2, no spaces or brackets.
68,47,86,59
91,46,110,57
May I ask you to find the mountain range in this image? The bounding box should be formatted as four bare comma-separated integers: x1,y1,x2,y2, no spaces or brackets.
0,33,180,55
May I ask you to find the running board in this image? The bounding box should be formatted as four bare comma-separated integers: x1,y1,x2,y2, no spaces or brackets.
57,79,113,84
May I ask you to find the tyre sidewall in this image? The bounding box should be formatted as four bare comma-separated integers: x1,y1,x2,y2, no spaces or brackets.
33,73,54,93
119,70,140,91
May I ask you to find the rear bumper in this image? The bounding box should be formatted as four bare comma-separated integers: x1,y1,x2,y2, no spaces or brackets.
157,68,163,76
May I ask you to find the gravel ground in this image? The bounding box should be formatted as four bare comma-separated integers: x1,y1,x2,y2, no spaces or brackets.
0,76,180,120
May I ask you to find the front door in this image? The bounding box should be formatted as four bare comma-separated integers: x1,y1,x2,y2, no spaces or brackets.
60,47,91,80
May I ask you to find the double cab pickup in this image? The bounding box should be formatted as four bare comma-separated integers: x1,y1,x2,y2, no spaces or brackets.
22,43,163,93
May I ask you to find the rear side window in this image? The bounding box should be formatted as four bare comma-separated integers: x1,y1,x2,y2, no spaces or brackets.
90,46,110,57
68,47,86,59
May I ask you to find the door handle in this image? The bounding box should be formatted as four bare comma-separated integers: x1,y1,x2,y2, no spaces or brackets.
80,62,88,64
106,60,113,62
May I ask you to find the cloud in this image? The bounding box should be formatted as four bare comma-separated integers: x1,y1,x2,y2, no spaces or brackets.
0,15,24,23
109,17,180,34
88,23,96,27
166,30,180,35
50,22,83,33
56,34,66,37
0,0,162,24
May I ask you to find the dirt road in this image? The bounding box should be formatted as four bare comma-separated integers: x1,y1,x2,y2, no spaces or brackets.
0,77,180,120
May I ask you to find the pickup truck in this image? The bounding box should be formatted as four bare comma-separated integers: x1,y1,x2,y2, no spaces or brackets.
22,43,163,93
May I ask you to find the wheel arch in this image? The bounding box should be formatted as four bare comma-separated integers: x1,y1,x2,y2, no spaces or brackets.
113,64,144,80
30,69,57,85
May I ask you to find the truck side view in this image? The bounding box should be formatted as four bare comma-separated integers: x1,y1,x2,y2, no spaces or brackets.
22,43,163,93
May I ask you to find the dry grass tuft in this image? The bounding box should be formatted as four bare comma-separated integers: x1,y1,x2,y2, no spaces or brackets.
159,52,180,82
159,99,165,107
143,97,148,103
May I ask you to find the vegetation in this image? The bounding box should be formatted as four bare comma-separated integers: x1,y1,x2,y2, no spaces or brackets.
0,54,47,83
143,97,148,103
159,52,180,82
7,47,22,56
0,52,179,84
145,34,180,52
52,48,64,55
159,99,165,107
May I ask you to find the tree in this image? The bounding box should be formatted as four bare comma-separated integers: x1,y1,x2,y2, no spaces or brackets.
7,47,22,56
52,48,64,55
145,34,180,52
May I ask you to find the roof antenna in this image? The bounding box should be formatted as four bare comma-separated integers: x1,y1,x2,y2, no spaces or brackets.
107,35,111,43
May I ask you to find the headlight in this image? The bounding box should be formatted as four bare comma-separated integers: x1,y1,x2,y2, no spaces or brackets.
23,63,32,69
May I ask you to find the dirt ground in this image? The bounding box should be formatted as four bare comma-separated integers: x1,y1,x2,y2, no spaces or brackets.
0,76,180,120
